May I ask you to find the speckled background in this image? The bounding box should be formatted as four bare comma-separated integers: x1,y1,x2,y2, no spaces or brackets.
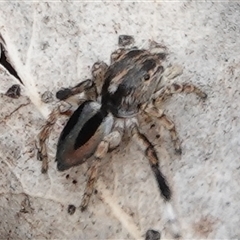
0,2,240,239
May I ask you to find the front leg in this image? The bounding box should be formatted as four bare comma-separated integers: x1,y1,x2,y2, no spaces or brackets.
37,107,74,173
56,79,96,101
110,35,135,64
91,61,108,96
154,82,207,103
154,65,206,102
56,61,108,101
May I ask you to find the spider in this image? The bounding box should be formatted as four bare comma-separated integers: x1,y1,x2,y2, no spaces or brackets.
37,35,207,237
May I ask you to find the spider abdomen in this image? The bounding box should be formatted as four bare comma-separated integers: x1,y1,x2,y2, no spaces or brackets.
56,100,113,171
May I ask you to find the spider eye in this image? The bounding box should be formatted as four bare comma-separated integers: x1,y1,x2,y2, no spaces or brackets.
144,73,150,81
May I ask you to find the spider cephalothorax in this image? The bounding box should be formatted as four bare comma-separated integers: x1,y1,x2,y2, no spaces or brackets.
37,35,207,238
101,49,164,118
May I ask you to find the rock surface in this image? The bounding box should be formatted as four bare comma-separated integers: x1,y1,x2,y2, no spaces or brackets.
0,2,240,239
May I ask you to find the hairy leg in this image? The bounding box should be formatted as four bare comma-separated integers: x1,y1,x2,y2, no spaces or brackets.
37,108,59,173
110,35,136,64
56,61,108,102
56,79,95,101
143,105,181,154
80,120,124,211
91,61,108,96
132,125,171,201
155,82,207,103
38,60,108,173
149,39,168,60
131,125,180,238
37,108,73,173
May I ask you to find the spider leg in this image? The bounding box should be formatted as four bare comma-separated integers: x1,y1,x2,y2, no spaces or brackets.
154,82,207,103
155,64,206,102
131,125,180,238
158,114,181,154
80,158,99,211
110,35,136,64
37,107,74,173
38,108,59,173
56,78,96,101
38,60,109,173
132,125,171,201
149,40,168,60
80,121,124,211
118,35,135,48
91,61,108,96
143,105,181,154
56,61,108,102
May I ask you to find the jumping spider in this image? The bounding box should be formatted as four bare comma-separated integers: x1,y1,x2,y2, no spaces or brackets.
37,35,207,237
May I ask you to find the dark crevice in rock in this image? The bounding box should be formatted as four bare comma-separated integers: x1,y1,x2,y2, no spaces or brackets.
0,40,23,84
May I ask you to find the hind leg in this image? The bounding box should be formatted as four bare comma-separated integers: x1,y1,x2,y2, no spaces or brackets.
80,122,124,211
37,108,73,173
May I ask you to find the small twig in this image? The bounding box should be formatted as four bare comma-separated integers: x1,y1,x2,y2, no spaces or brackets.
0,100,30,123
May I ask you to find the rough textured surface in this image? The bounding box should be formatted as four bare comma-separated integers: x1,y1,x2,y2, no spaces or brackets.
0,2,240,239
